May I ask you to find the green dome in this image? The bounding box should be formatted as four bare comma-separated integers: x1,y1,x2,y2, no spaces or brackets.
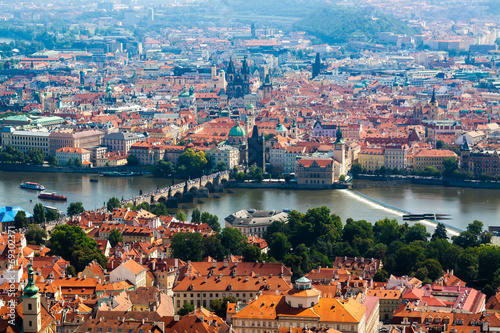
246,104,254,110
179,91,190,97
229,122,247,136
24,265,39,297
354,83,364,89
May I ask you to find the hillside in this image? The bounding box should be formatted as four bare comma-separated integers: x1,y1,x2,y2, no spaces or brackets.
294,6,417,44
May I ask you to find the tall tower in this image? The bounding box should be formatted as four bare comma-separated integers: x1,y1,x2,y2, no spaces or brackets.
460,135,471,172
290,118,298,139
312,53,321,79
333,127,346,177
262,74,272,99
23,264,41,333
248,125,265,172
251,22,256,39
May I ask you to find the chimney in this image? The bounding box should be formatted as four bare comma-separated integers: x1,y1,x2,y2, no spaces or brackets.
224,261,228,267
152,261,156,271
175,259,179,268
198,315,204,322
276,290,279,296
212,260,217,268
174,315,180,322
246,276,249,281
318,266,321,273
142,319,145,325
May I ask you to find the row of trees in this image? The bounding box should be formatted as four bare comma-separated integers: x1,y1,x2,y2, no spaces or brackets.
261,206,499,297
351,157,482,180
170,227,262,263
0,145,85,167
152,149,210,179
14,203,60,229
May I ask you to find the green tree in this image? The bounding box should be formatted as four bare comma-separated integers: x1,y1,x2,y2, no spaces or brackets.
48,225,107,272
268,232,291,260
65,265,77,278
403,223,430,243
201,212,220,232
203,235,226,261
107,228,123,247
242,245,262,262
171,232,205,262
343,219,373,243
74,157,82,168
127,155,139,166
176,211,187,221
176,149,209,178
374,218,402,245
25,224,47,245
46,209,60,222
431,223,448,241
373,269,389,282
14,210,29,229
47,154,59,166
191,208,201,223
66,158,74,167
153,160,175,178
411,259,443,284
67,202,85,216
27,149,44,165
350,163,362,176
339,174,346,182
106,197,121,212
220,228,247,255
443,157,458,177
247,166,264,182
33,203,45,224
178,302,194,316
136,202,151,211
152,203,168,216
210,296,237,318
213,161,228,172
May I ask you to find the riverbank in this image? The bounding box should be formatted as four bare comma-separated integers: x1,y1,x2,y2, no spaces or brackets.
355,174,500,189
0,163,145,173
227,181,349,190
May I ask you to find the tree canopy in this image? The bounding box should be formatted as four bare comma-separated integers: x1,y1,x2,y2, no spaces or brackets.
48,225,107,272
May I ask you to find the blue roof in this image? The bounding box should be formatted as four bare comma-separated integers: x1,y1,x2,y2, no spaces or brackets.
0,206,33,223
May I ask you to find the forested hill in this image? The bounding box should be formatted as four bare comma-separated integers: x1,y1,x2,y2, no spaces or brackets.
294,6,417,44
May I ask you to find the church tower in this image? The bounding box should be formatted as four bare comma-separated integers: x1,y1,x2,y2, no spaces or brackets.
460,135,471,172
333,127,346,178
290,118,298,139
262,74,272,99
23,264,41,333
312,53,321,79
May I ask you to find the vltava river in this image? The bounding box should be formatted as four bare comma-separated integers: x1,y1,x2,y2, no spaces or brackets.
1,171,499,232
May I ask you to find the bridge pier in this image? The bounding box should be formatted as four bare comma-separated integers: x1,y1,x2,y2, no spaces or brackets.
166,197,178,208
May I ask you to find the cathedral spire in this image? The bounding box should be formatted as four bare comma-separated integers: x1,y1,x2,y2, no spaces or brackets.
430,88,437,105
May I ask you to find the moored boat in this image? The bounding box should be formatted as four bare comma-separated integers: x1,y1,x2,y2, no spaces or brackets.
100,171,143,177
38,192,67,201
90,178,99,182
20,182,45,191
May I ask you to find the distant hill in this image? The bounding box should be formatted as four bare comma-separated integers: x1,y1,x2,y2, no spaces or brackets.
294,6,417,44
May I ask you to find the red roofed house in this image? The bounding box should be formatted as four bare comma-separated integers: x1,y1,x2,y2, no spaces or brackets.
295,157,336,187
55,147,91,166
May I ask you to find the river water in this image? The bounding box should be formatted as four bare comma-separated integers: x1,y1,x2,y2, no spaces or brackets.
1,171,499,232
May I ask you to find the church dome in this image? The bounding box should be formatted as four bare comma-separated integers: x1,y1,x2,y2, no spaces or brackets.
229,121,247,137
